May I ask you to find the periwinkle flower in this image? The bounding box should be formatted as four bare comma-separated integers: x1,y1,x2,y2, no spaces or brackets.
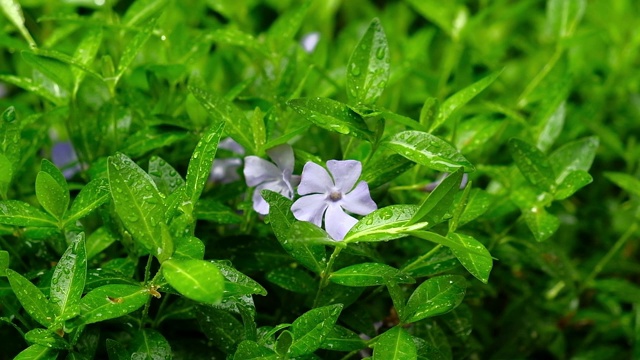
300,32,320,53
292,160,377,241
243,144,297,215
210,138,245,184
52,142,81,179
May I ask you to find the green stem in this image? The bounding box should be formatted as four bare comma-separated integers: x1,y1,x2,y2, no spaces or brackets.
582,222,638,290
517,46,563,108
402,244,442,273
312,247,343,308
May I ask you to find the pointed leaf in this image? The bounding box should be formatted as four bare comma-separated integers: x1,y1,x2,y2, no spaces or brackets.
69,284,150,326
50,233,87,317
13,344,58,360
330,263,414,287
387,131,474,172
344,205,418,243
523,206,559,242
24,328,71,350
404,275,466,323
64,177,110,225
130,328,172,360
0,0,36,47
446,233,492,284
408,168,464,226
346,18,390,106
148,156,185,196
162,259,224,304
289,304,343,357
372,326,417,360
116,17,157,81
508,138,556,192
605,172,640,197
554,170,593,200
0,200,58,227
185,121,225,204
288,97,373,140
6,269,56,327
550,136,599,183
233,340,277,359
36,171,69,220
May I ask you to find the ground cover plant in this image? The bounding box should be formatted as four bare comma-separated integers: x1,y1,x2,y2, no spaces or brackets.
0,0,639,358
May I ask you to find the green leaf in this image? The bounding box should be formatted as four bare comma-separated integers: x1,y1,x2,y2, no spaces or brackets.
0,106,21,165
172,236,205,260
0,250,8,274
413,337,447,360
289,304,343,357
185,121,225,204
440,304,473,341
116,17,157,82
6,269,57,327
36,171,69,220
213,261,267,297
0,75,63,105
105,339,128,360
289,221,340,247
0,201,58,227
71,27,103,92
330,263,414,287
24,328,71,350
267,0,311,48
13,344,58,360
508,138,556,192
189,85,255,153
0,153,13,199
403,247,460,278
130,329,172,360
430,70,502,131
550,136,599,183
457,189,492,226
162,259,224,304
86,227,116,260
387,131,474,173
536,102,565,152
319,325,366,351
360,152,415,189
372,326,417,360
406,0,458,36
523,205,559,242
122,0,168,26
262,191,326,274
0,0,36,47
605,172,640,197
408,168,464,226
275,330,293,356
197,307,244,354
419,97,439,128
233,340,277,360
50,233,86,317
108,152,169,260
449,178,472,233
22,51,73,92
288,97,373,140
121,127,188,158
344,205,419,243
446,233,492,284
404,275,466,323
554,170,593,200
64,177,110,225
148,156,185,196
70,284,150,326
194,199,243,224
545,0,586,39
266,267,316,294
346,18,390,106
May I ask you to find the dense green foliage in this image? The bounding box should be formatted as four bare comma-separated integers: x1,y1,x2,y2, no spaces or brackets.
0,0,639,359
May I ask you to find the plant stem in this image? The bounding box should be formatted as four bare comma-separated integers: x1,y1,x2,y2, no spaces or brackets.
582,222,638,290
401,244,442,273
312,247,343,308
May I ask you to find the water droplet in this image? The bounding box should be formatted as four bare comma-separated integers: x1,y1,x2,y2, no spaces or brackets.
128,214,139,222
3,107,16,122
375,47,386,59
350,63,361,77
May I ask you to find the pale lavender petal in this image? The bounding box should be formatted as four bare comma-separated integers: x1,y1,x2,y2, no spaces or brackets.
291,194,328,227
210,158,242,183
342,181,377,215
297,161,334,195
219,137,245,155
252,185,270,215
244,156,281,187
301,32,320,53
267,144,294,173
52,142,81,179
325,203,358,241
460,173,469,189
327,160,361,192
290,175,301,187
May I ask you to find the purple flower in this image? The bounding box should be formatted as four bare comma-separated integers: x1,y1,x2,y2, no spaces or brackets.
52,142,81,179
210,138,245,184
292,160,377,241
243,144,297,215
300,32,320,53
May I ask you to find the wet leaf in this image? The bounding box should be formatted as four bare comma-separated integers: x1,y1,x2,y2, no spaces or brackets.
162,258,224,304
387,131,474,173
289,304,343,357
6,269,57,327
344,205,418,243
70,284,150,326
404,275,466,323
372,326,417,360
330,263,414,287
50,232,87,317
185,121,225,204
288,97,373,140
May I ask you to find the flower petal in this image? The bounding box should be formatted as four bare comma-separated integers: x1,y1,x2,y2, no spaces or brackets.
342,181,377,215
252,185,270,215
301,32,320,53
325,203,358,241
210,158,242,183
244,156,281,187
291,194,328,227
52,142,81,179
298,161,334,195
267,144,294,173
219,137,245,155
327,160,361,192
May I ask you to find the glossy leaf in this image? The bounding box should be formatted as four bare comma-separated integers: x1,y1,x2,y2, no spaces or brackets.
194,199,243,224
319,325,366,351
549,136,599,183
122,0,168,26
430,70,502,131
22,51,73,92
108,153,169,259
446,233,492,284
162,258,224,304
346,18,390,106
0,154,12,199
372,326,417,360
148,156,185,196
262,191,326,273
214,261,267,297
508,138,556,192
121,127,188,158
173,236,205,260
6,269,57,327
289,304,343,357
64,177,110,225
330,263,414,287
267,0,311,48
554,170,593,200
85,227,116,260
404,275,466,323
189,85,255,153
344,205,418,243
275,330,293,356
116,17,157,81
457,189,492,226
197,307,244,353
70,284,150,326
185,121,225,204
50,233,87,317
0,74,63,105
288,97,373,140
523,205,559,242
0,200,57,227
0,0,36,46
71,27,103,92
266,267,316,294
605,172,640,197
13,344,58,360
0,250,8,274
387,131,474,173
403,246,460,278
408,168,464,226
24,328,71,350
130,329,172,360
233,340,277,359
35,171,68,220
545,0,586,39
